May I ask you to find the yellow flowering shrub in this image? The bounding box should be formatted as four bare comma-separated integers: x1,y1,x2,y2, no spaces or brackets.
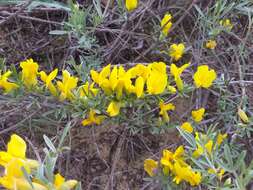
0,58,218,133
142,121,252,189
0,1,252,190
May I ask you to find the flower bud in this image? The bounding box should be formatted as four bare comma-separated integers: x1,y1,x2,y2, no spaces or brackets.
238,108,249,123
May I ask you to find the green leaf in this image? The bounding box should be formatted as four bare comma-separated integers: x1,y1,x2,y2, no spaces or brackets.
36,164,47,184
224,144,233,167
27,1,70,12
21,167,34,189
43,135,57,153
49,30,69,35
234,151,246,170
0,0,25,5
58,122,72,149
176,126,196,148
75,182,82,190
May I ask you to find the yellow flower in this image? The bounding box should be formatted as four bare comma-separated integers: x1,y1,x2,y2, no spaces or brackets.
173,161,201,186
167,85,177,94
20,58,39,87
193,65,217,88
79,82,99,98
161,13,172,36
109,66,118,90
57,70,78,101
128,64,150,81
160,150,174,175
82,109,105,126
0,134,38,169
0,70,18,93
0,134,40,190
159,101,175,122
159,146,201,186
40,69,58,96
220,19,233,30
216,133,227,146
0,158,47,190
115,80,125,100
193,139,213,158
134,76,144,98
144,159,158,177
125,0,138,11
54,173,78,190
205,140,213,155
208,168,225,180
218,169,225,180
160,146,187,176
192,145,203,158
147,62,168,95
107,101,121,117
0,134,25,163
191,108,205,123
169,43,185,61
91,66,105,82
160,146,185,170
238,108,249,123
206,40,217,49
90,64,111,86
32,173,77,190
170,63,190,91
91,65,135,99
0,135,78,190
180,122,193,133
188,170,202,186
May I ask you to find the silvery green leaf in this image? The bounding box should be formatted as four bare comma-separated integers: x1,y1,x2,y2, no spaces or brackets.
27,1,70,12
21,167,34,189
49,30,69,35
43,135,57,153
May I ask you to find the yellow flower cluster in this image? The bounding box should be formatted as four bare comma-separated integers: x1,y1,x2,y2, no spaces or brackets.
0,134,78,190
179,108,205,133
205,18,233,50
192,132,227,158
18,59,79,101
0,59,217,128
144,131,228,186
90,62,168,117
144,146,202,186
